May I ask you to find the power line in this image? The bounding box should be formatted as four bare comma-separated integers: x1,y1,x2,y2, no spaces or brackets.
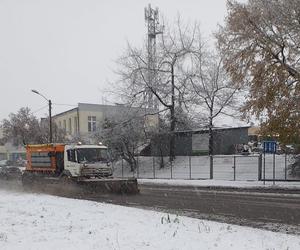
52,103,77,107
30,105,49,115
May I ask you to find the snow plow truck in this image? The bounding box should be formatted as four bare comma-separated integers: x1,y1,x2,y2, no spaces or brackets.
22,143,139,194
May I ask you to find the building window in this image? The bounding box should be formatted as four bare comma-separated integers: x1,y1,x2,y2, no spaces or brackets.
58,121,62,128
88,116,96,132
63,120,66,131
69,118,72,134
74,117,78,133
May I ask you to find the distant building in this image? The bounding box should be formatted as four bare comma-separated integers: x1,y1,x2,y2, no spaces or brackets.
248,126,260,141
0,145,8,160
0,127,3,140
149,126,250,156
52,103,158,141
0,127,26,161
0,143,26,162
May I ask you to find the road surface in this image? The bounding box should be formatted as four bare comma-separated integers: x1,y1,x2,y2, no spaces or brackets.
84,183,300,234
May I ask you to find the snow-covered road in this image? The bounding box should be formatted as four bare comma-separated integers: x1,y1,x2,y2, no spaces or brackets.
0,189,299,250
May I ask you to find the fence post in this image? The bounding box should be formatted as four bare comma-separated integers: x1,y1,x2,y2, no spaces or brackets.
273,152,276,185
153,157,155,179
233,155,236,181
170,160,173,179
285,153,287,180
121,158,124,178
112,160,114,173
258,154,262,181
189,156,192,180
263,151,266,185
210,155,213,179
137,156,139,179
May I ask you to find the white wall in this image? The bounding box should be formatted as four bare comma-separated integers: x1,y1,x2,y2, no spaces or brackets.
53,109,78,136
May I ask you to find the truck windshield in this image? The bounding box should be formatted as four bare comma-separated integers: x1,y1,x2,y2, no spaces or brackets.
76,148,109,163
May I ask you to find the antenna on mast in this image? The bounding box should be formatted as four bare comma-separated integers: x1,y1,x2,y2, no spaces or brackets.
144,4,163,110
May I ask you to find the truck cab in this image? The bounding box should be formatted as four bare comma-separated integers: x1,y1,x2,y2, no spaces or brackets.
64,144,113,178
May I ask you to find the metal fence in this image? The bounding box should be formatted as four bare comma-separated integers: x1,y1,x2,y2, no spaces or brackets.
112,154,300,182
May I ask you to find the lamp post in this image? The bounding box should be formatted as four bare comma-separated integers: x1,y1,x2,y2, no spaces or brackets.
31,89,53,143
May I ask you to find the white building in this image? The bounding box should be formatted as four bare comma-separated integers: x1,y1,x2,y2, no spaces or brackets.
52,103,158,140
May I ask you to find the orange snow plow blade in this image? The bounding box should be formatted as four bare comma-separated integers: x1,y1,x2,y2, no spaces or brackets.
22,173,139,195
78,178,139,194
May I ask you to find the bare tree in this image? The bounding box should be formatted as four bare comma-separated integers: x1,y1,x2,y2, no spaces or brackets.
99,115,146,172
1,107,66,146
40,117,67,143
115,18,198,161
217,0,300,143
1,107,44,145
189,50,240,178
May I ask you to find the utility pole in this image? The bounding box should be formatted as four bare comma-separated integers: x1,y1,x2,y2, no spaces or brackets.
144,4,163,110
31,89,53,143
48,99,52,143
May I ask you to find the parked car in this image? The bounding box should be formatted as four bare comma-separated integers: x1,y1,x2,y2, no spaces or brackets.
0,166,22,180
284,144,295,154
16,159,27,167
0,160,8,167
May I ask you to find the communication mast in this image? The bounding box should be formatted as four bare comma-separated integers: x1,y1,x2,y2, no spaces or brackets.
144,4,163,110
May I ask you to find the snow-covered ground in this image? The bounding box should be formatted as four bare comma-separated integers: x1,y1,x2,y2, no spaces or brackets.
0,190,299,250
113,154,298,181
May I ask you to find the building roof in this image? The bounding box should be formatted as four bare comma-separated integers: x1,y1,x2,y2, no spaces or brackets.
175,126,251,134
52,107,78,118
52,103,154,118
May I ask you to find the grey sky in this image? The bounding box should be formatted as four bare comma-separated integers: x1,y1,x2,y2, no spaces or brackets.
0,0,230,121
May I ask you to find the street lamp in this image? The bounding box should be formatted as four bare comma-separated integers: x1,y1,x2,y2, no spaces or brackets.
31,89,53,143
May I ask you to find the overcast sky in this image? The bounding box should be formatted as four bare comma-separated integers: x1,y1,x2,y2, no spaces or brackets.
0,0,234,121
